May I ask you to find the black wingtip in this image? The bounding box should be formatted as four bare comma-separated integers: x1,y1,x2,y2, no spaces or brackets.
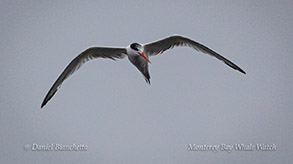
236,65,246,74
225,60,246,75
41,101,46,109
41,97,48,108
40,90,57,109
238,68,246,74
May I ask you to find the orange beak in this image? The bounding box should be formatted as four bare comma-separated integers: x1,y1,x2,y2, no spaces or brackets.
139,52,151,64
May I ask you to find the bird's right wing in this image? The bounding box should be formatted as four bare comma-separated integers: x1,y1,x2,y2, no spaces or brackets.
41,47,127,108
143,35,246,74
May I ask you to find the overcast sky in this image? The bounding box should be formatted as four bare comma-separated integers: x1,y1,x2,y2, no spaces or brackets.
1,0,292,163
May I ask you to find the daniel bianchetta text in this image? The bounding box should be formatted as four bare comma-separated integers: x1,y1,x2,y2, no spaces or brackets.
25,143,88,151
187,143,277,152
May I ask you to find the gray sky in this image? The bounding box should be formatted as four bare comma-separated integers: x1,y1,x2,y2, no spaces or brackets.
1,0,292,163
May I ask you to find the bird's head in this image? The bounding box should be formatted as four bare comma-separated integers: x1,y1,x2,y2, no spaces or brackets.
129,43,151,63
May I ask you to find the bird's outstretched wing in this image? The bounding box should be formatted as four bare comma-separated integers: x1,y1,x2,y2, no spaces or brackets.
41,47,127,108
143,35,246,74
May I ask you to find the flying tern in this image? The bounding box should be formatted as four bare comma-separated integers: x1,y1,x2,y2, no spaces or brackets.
41,35,245,108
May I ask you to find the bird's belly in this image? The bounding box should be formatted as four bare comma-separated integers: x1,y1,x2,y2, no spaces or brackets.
128,55,144,66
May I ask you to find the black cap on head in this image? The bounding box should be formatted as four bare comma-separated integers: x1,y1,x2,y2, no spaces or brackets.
130,43,140,51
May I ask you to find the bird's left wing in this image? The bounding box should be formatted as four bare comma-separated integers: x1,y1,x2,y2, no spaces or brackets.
41,47,127,108
143,35,246,74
